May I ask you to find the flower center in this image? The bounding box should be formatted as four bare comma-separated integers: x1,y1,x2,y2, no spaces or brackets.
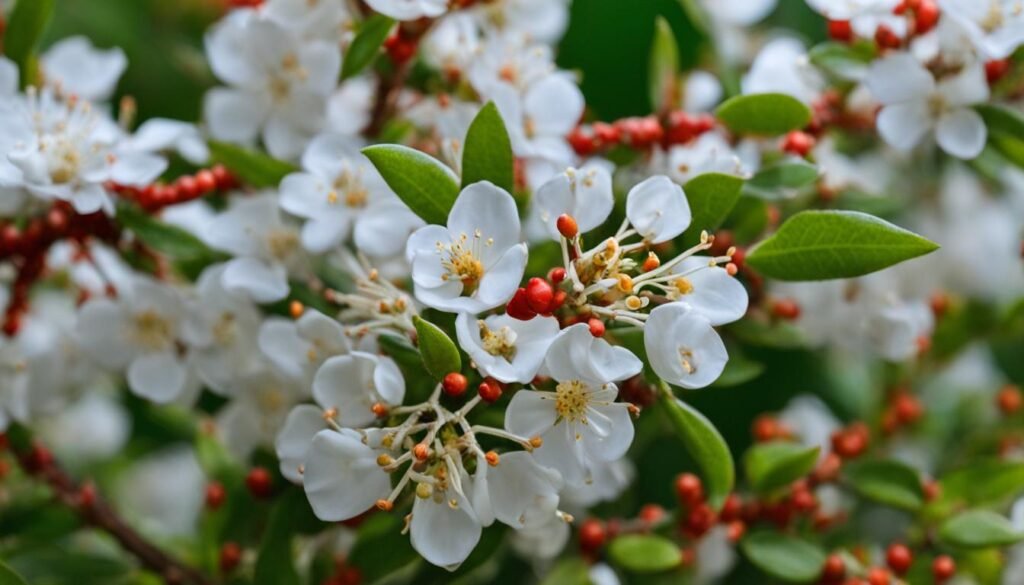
678,347,697,375
133,310,173,351
479,322,517,359
257,386,286,413
212,312,237,345
331,169,369,208
554,380,591,423
438,231,490,292
47,139,82,184
267,229,299,261
673,276,694,295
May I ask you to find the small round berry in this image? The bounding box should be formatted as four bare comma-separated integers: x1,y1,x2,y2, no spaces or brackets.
195,169,217,193
998,384,1022,415
867,567,890,585
413,443,430,461
205,482,227,509
506,287,537,321
587,318,605,338
556,214,578,239
548,267,566,285
219,542,242,574
821,553,846,582
932,555,955,583
886,543,912,575
478,379,503,403
245,467,273,499
828,19,854,42
579,518,606,551
638,503,665,524
771,298,801,320
442,372,468,397
913,0,939,35
525,277,554,313
781,131,816,157
674,472,704,505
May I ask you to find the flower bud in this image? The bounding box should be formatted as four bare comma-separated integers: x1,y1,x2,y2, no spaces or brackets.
556,214,578,239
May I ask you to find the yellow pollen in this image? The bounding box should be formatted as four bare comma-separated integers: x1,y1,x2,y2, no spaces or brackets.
679,348,696,374
674,277,694,295
132,310,172,351
416,482,433,499
479,321,517,359
327,190,339,204
554,380,591,423
438,231,489,291
617,274,634,293
267,230,299,261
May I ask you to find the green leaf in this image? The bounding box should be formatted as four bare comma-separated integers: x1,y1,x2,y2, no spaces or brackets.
659,385,734,510
254,490,315,585
939,510,1024,550
976,104,1024,168
208,140,299,188
461,102,515,193
348,513,419,582
5,0,56,88
648,16,680,113
363,144,461,225
808,41,875,80
413,315,462,381
341,15,395,80
539,558,591,585
844,459,924,511
942,459,1024,506
608,534,682,573
741,532,826,583
715,93,811,136
743,159,820,199
745,210,939,281
0,560,29,585
682,172,744,246
116,204,221,261
744,441,819,495
710,348,765,387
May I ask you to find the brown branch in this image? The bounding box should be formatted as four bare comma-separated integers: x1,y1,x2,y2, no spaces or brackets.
11,439,214,585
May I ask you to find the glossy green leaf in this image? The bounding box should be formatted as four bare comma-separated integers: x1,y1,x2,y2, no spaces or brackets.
348,513,419,582
808,41,875,80
710,349,765,387
413,315,462,381
746,210,939,281
5,0,56,88
539,558,591,585
715,93,811,136
744,441,819,494
659,385,734,509
117,204,220,261
844,459,924,511
741,532,826,583
941,459,1024,506
461,102,515,193
363,144,461,225
976,104,1024,168
743,159,820,199
648,16,679,113
682,172,744,246
608,534,683,573
0,559,30,585
341,15,395,80
939,510,1024,550
254,490,313,585
208,140,299,188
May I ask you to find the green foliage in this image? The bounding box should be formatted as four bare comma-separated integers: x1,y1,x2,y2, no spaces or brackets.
538,558,591,585
607,534,683,573
714,93,812,136
940,459,1024,506
939,510,1024,550
659,386,734,510
682,172,744,247
208,140,299,188
347,513,420,582
461,102,515,194
5,0,57,88
648,16,679,114
744,441,819,495
976,104,1024,169
808,41,876,80
743,159,820,199
741,532,826,583
254,490,320,585
341,15,395,80
116,204,221,262
363,144,461,225
0,561,29,585
843,459,925,511
746,210,939,281
413,315,462,381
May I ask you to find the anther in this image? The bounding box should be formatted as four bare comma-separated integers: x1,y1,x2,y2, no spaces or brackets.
413,443,430,461
485,451,500,466
289,300,304,319
377,454,393,467
376,499,393,512
415,482,433,499
371,402,389,418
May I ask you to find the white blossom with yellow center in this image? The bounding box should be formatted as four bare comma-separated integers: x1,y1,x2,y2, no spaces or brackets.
455,312,559,383
644,303,728,390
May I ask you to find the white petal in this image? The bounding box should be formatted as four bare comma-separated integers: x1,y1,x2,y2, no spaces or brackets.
937,63,989,107
301,217,347,253
127,352,188,403
109,152,167,186
222,258,290,303
312,353,377,427
672,257,749,325
523,74,584,136
483,452,561,529
876,102,932,151
258,318,313,379
42,36,127,101
644,303,728,389
447,181,521,261
626,176,691,244
935,108,986,160
582,403,635,462
76,299,133,368
410,488,482,570
275,404,326,483
372,356,405,405
354,201,425,258
475,243,528,308
304,429,390,521
866,53,935,104
505,390,558,438
204,87,270,143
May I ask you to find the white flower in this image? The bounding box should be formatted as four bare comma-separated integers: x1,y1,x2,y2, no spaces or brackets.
205,194,305,303
778,395,841,458
217,363,308,457
204,11,341,159
644,303,728,389
126,119,210,165
115,448,205,537
259,308,351,381
626,175,691,244
471,451,562,529
667,256,749,325
505,324,642,485
365,0,447,20
534,163,614,240
455,313,560,384
406,181,528,314
263,0,354,41
0,89,166,214
742,38,824,104
303,428,392,520
41,36,127,102
410,467,481,570
76,277,197,403
275,404,329,483
666,132,749,184
939,0,1024,59
181,264,264,395
279,133,423,254
312,352,405,428
866,53,989,159
491,74,583,172
499,0,571,44
805,0,904,37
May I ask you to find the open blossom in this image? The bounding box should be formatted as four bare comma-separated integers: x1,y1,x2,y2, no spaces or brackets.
665,256,749,326
505,324,643,485
204,10,341,159
279,133,423,254
866,53,989,159
366,0,447,20
533,163,614,240
455,313,560,383
275,404,328,482
625,175,691,244
939,0,1024,58
259,308,351,382
406,181,528,313
312,352,405,428
471,451,562,529
644,303,728,389
303,428,392,520
217,363,308,457
41,36,127,102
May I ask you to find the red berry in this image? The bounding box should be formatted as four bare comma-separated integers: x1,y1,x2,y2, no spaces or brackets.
592,122,621,146
578,518,606,551
781,131,816,157
211,164,233,190
556,214,578,239
893,393,923,424
828,20,854,42
913,0,939,35
867,567,890,585
245,467,273,499
525,277,554,313
986,59,1011,84
674,472,704,505
195,169,217,193
719,494,743,522
478,379,502,403
932,555,955,583
548,267,566,285
886,543,912,575
176,175,199,199
998,384,1022,415
821,554,846,583
546,290,567,314
567,127,598,156
205,482,227,509
875,24,902,49
219,542,242,574
639,503,665,524
771,298,801,320
587,318,605,337
506,287,537,321
442,372,468,397
684,503,716,537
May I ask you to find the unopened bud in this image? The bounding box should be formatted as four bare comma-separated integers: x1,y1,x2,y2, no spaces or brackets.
376,499,393,512
415,482,433,499
556,214,578,239
642,252,661,272
413,443,430,461
289,300,304,319
485,451,500,466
